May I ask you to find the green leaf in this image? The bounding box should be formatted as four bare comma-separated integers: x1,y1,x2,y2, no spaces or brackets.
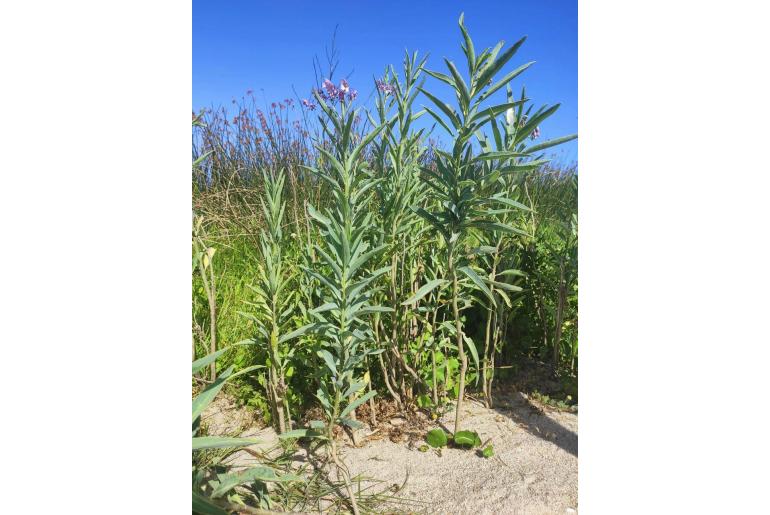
445,59,470,108
193,491,228,515
192,365,234,423
307,203,331,226
486,279,523,292
467,221,530,238
278,323,319,344
317,349,337,376
192,364,264,424
454,430,481,448
348,122,386,168
426,428,448,448
423,69,456,88
498,269,527,278
193,150,213,169
343,381,367,398
479,61,535,101
402,279,448,305
474,150,530,162
458,12,476,72
422,105,454,136
192,436,262,451
476,36,527,91
482,444,494,458
340,389,377,419
515,104,561,144
418,87,460,129
341,417,365,429
458,266,495,305
463,334,480,374
308,420,325,430
278,428,326,439
211,467,301,498
523,133,578,154
192,348,229,375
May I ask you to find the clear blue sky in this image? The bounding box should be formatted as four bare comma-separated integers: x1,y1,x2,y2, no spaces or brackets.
193,0,577,164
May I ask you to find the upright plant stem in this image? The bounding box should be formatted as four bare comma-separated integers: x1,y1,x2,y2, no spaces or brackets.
482,302,493,408
197,245,218,381
482,251,499,408
449,252,467,435
553,256,566,372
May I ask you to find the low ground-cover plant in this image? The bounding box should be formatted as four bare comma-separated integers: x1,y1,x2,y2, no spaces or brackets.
192,348,303,514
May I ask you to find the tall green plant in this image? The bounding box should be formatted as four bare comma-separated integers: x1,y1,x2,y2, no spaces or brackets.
240,169,314,434
300,88,390,515
368,51,435,406
414,13,572,433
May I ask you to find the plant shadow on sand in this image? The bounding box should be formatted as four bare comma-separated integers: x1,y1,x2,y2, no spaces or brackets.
432,389,577,457
490,390,577,457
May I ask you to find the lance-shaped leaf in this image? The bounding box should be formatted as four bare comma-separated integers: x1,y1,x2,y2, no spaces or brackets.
192,491,228,515
478,61,535,102
347,122,386,169
423,105,455,136
484,278,523,292
445,58,470,109
402,278,449,305
476,36,527,91
343,381,367,398
192,436,262,451
487,195,533,212
192,365,234,423
499,269,527,278
458,266,496,305
419,87,461,129
210,467,302,498
192,365,263,423
474,150,531,163
523,133,578,154
278,428,327,439
459,12,476,72
515,104,561,145
467,220,531,238
463,333,480,378
423,68,456,88
340,389,377,419
317,349,338,376
278,322,320,344
192,348,229,375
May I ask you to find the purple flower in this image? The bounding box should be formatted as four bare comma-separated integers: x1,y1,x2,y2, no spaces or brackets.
376,79,395,95
317,78,357,104
301,98,316,111
321,78,338,100
530,126,541,140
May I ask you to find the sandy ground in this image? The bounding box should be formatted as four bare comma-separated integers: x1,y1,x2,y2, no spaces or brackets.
203,391,577,514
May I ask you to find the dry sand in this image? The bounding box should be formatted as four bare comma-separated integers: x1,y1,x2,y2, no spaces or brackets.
203,391,578,514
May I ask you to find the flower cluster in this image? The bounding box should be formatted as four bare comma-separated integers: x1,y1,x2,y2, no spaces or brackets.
301,98,316,111
315,78,358,103
518,115,540,140
375,79,395,95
